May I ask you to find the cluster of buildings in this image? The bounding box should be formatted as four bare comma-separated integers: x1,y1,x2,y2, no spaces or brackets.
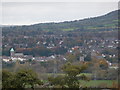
2,45,118,70
68,46,118,69
2,48,66,62
3,48,33,62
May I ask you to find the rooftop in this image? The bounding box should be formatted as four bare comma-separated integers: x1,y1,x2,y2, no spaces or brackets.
10,48,14,52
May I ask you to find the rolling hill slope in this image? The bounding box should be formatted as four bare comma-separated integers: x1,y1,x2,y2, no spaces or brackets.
3,9,119,32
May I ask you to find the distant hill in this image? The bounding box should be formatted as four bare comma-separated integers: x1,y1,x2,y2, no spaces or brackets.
3,9,119,32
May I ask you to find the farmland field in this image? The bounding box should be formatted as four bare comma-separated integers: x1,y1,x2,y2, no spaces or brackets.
39,73,118,88
79,80,118,88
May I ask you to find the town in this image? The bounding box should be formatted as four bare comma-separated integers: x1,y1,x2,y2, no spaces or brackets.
2,29,118,70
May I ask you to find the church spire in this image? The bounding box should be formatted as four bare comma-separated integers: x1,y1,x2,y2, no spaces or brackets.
10,48,15,57
10,48,14,52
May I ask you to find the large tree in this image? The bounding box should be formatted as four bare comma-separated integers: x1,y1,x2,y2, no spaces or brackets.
48,62,88,88
2,69,43,89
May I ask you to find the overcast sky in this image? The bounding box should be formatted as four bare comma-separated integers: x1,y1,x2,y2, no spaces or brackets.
2,2,118,25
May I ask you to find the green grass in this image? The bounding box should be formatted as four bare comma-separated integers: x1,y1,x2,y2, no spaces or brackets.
77,73,92,77
86,26,117,30
40,73,65,77
62,28,78,31
79,80,118,88
39,73,118,88
25,79,117,88
40,73,92,78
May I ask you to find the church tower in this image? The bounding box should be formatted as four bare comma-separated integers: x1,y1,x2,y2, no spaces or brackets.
10,48,15,57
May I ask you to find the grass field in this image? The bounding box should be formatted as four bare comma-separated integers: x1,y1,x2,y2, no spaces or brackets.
39,73,118,88
40,73,92,77
25,80,118,88
79,80,118,88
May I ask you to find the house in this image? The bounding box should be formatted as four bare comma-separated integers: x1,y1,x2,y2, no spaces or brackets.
9,48,33,61
10,48,24,58
109,63,118,69
79,56,84,62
